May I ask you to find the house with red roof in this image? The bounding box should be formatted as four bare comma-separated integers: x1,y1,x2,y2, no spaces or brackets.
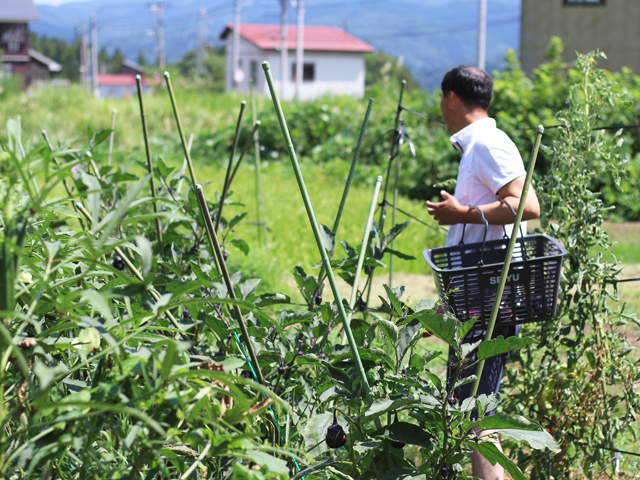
0,0,62,88
220,24,374,100
97,72,149,99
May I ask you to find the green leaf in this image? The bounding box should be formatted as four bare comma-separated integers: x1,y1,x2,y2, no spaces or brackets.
478,412,540,432
91,129,113,148
239,278,261,299
381,469,426,480
471,441,526,480
51,204,81,218
457,316,478,341
156,156,173,178
227,238,250,255
383,284,404,317
352,441,381,454
320,224,336,252
279,309,316,327
415,311,460,345
415,298,438,312
362,395,424,421
492,428,561,452
253,292,290,307
396,319,423,363
323,363,352,392
228,212,248,232
378,318,398,343
33,360,68,390
374,422,432,449
80,169,101,222
96,176,150,249
81,289,113,321
477,336,536,360
135,235,153,277
385,248,416,260
383,221,411,246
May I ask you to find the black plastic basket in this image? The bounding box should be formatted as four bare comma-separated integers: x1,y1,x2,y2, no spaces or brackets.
423,234,566,329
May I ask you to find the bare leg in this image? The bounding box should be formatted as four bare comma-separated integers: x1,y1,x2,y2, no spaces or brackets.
470,428,504,480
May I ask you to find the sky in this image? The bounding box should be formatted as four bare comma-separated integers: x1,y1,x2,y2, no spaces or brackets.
33,0,87,4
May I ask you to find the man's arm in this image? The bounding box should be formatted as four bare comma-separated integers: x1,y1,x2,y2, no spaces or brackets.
426,175,540,225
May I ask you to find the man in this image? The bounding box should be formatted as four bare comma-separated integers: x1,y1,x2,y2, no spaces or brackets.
426,66,540,480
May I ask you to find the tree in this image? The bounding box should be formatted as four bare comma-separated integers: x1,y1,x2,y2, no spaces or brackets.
175,45,226,92
365,50,421,90
29,33,81,81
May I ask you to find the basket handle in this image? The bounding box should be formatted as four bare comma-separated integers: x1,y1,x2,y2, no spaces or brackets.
498,197,529,261
459,205,489,266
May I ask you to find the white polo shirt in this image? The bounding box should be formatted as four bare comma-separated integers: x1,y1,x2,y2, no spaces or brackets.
445,117,526,247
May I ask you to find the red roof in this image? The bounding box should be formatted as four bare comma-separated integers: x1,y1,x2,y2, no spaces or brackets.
220,24,374,53
98,74,148,86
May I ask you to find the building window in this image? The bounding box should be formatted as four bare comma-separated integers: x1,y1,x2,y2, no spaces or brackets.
564,0,605,5
291,63,315,82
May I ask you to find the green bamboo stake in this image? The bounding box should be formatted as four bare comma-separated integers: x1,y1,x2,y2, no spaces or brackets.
163,72,220,275
466,125,544,417
216,101,246,232
226,121,261,190
194,184,264,384
136,75,164,254
163,72,199,190
368,80,405,302
349,175,383,314
389,81,406,288
333,98,374,235
311,98,375,301
262,61,379,415
107,108,116,167
250,80,270,258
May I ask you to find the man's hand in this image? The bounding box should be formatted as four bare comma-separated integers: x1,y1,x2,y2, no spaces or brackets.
426,191,468,225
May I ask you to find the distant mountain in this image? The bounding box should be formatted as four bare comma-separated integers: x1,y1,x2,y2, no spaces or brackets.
30,0,521,89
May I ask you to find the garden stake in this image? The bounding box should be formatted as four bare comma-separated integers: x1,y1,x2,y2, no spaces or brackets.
191,184,221,275
388,81,406,288
136,75,164,254
163,72,199,189
194,184,263,384
313,98,374,299
107,108,116,167
348,176,383,315
250,79,270,258
227,121,261,189
75,202,184,333
262,62,380,422
232,332,304,477
466,125,544,417
176,133,194,196
367,80,405,299
216,101,246,232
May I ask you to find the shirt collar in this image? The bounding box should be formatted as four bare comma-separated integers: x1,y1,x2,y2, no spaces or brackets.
449,117,495,153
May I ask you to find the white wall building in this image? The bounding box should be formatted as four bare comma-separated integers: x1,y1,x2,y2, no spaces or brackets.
219,24,374,101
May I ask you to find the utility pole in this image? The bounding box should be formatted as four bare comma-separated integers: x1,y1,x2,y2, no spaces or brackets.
79,21,89,90
90,14,99,98
232,0,241,88
149,3,165,70
279,0,287,99
295,0,304,102
196,8,208,76
477,0,487,71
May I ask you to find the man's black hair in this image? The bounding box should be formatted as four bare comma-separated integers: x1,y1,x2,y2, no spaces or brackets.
441,66,493,110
